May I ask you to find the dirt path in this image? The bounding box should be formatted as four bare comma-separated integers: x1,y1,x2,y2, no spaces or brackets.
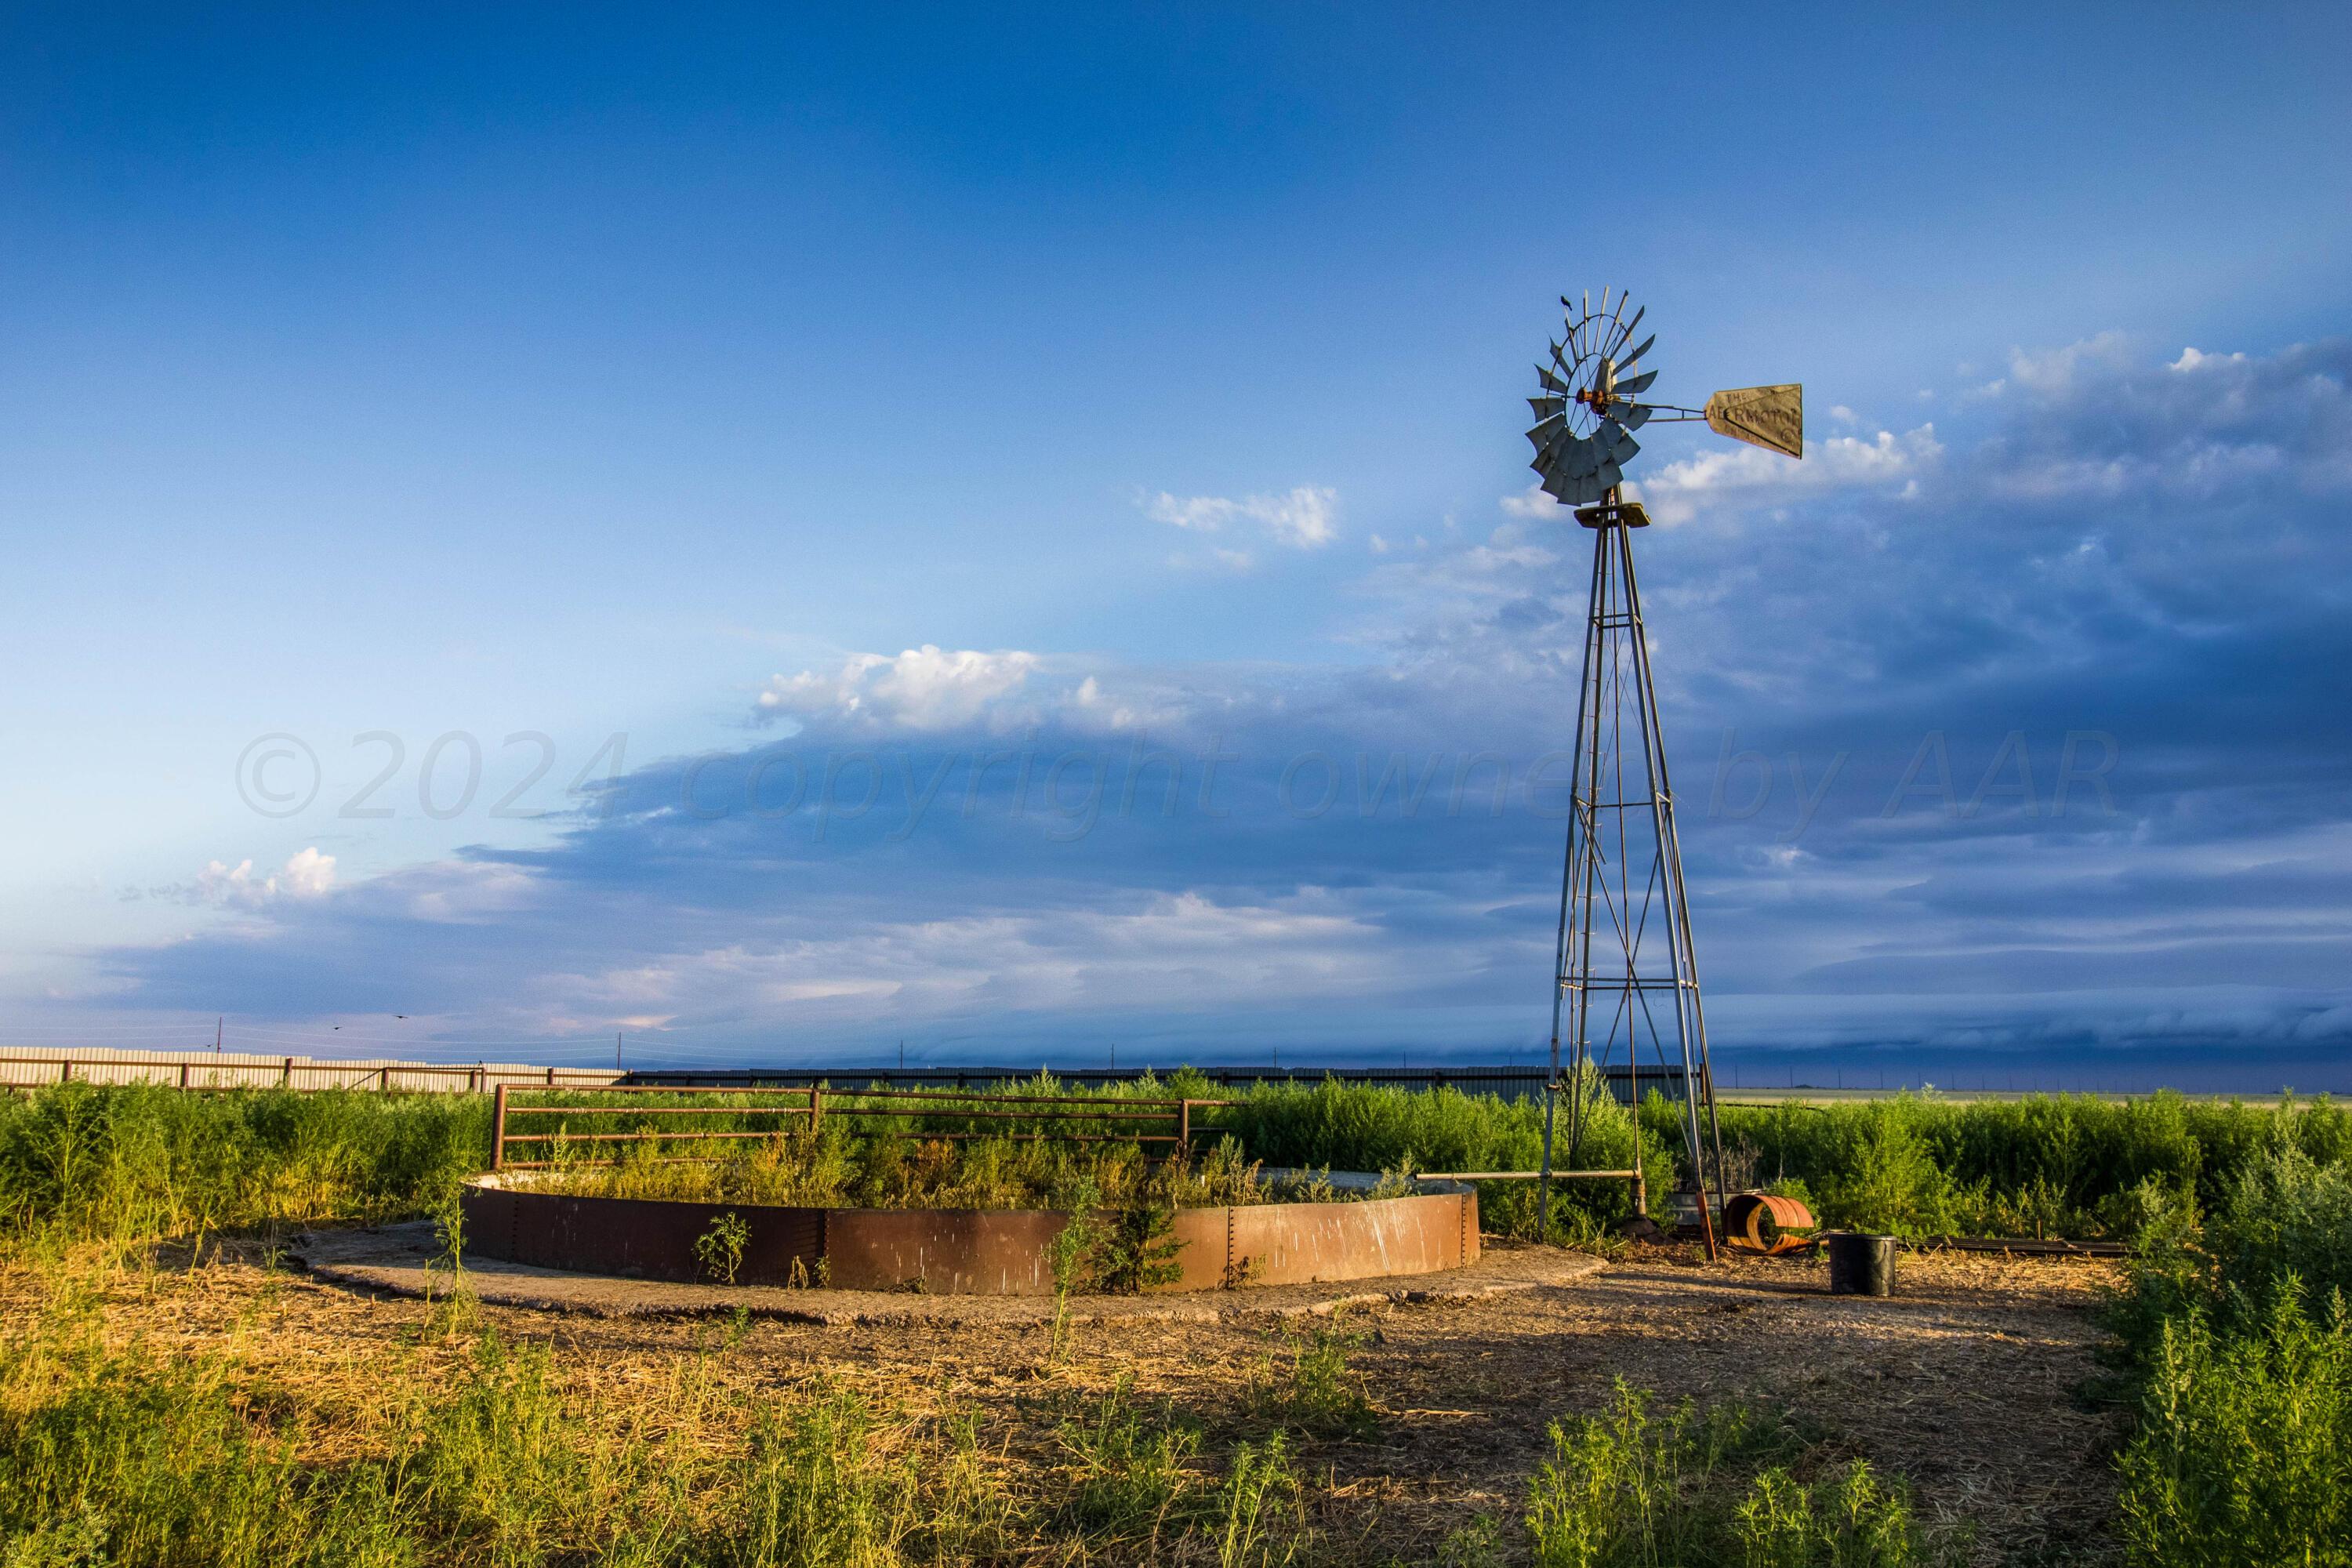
14,1239,2125,1563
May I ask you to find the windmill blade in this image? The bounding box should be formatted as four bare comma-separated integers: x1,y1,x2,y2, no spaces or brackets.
1602,303,1645,358
1617,368,1658,397
1526,412,1566,446
1602,423,1641,466
1537,362,1573,395
1618,332,1656,368
1528,394,1566,419
1703,383,1804,459
1593,458,1623,491
1618,404,1652,430
1535,427,1573,473
1544,437,1591,481
1595,292,1627,359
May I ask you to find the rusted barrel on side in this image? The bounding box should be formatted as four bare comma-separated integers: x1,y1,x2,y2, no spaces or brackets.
1722,1192,1815,1254
1826,1232,1895,1296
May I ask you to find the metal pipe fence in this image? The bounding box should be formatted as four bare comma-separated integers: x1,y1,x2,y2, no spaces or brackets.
617,1062,1707,1105
489,1082,1234,1171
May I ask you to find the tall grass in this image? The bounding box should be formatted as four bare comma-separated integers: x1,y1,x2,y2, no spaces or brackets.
6,1076,2347,1251
2108,1137,2352,1563
0,1082,487,1249
534,1126,1281,1214
1666,1089,2352,1240
0,1267,1330,1567
1523,1381,1947,1567
1217,1072,1661,1236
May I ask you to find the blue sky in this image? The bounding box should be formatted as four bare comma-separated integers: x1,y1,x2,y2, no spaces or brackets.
4,5,2350,1084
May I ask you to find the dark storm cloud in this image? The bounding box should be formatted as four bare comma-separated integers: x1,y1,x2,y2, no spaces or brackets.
102,336,2352,1076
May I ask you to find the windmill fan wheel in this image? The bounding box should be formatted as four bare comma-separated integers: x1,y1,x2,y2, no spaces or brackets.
1526,292,1654,506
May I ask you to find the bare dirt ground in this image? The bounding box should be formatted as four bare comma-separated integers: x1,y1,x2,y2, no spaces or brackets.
13,1236,2127,1564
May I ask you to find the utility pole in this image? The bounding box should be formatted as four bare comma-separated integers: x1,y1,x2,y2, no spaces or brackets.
615,1031,622,1073
215,1017,223,1055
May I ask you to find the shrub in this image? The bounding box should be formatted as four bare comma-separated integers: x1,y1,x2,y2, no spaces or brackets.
2111,1138,2352,1566
2114,1287,2352,1566
1524,1381,1944,1568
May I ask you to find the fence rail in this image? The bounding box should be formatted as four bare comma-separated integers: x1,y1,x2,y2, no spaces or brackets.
488,1082,1233,1171
0,1047,624,1094
2,1049,1706,1105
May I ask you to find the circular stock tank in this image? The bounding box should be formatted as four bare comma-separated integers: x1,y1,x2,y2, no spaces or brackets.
459,1172,1480,1295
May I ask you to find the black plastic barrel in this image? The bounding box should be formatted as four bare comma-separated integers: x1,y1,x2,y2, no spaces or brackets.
1826,1232,1896,1296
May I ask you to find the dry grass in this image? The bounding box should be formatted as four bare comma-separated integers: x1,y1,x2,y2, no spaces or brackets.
0,1238,2125,1565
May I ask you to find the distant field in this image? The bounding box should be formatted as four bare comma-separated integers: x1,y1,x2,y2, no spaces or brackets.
1715,1084,2314,1107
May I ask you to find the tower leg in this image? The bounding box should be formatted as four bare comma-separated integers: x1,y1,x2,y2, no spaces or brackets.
1549,488,1720,1260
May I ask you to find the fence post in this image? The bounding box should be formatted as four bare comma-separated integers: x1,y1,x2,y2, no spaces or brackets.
180,1062,191,1089
809,1084,823,1133
546,1066,554,1087
1178,1099,1192,1149
60,1058,71,1084
282,1056,294,1086
492,1084,508,1171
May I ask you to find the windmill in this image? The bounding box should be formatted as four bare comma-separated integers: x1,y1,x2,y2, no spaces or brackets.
1526,289,1802,1259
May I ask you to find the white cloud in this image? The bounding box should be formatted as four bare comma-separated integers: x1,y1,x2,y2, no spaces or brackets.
757,644,1041,731
2004,332,2131,396
551,890,1394,1030
2171,347,2246,373
751,644,1203,735
1501,483,1564,519
278,847,336,897
1630,425,1944,525
1142,485,1339,549
174,848,337,907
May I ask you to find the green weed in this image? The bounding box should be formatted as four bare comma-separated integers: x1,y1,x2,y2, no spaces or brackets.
1243,1319,1377,1440
1215,1432,1305,1568
2109,1138,2352,1565
693,1210,750,1285
1054,1378,1202,1539
1524,1381,1942,1568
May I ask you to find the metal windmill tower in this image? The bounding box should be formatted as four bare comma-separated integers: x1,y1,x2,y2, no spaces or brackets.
1523,289,1802,1258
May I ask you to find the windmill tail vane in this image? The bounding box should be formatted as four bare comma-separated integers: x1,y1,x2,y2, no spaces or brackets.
1527,292,1804,504
1525,289,1801,1262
